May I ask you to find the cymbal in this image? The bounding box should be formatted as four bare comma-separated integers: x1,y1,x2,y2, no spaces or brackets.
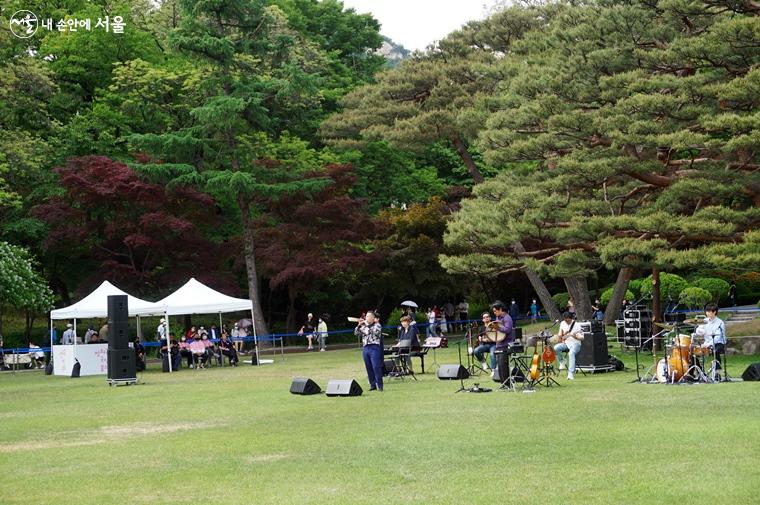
654,322,677,330
683,318,704,325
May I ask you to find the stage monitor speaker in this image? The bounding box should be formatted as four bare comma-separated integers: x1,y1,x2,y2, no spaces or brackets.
107,295,128,322
577,330,609,368
325,379,363,397
436,364,470,380
290,377,321,395
107,348,136,380
741,363,760,381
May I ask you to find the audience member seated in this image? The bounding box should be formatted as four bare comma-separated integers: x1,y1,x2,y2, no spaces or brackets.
200,332,215,365
161,333,181,371
179,335,194,368
88,333,102,344
190,337,208,368
218,331,239,366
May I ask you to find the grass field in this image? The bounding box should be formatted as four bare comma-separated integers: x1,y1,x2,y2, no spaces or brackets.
1,344,759,505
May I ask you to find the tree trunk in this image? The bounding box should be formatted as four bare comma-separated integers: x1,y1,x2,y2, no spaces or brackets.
512,242,561,321
286,286,297,344
25,309,36,340
564,276,593,320
604,266,633,325
652,267,662,351
451,135,485,184
238,195,270,339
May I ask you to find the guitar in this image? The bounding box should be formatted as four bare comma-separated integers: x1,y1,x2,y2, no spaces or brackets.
529,346,540,381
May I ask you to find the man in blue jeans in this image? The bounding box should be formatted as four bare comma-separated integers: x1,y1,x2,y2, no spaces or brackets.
473,312,497,371
553,311,585,380
355,311,385,391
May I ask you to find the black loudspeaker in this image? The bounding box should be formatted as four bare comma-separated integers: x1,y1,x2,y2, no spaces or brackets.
44,361,53,375
577,330,609,367
107,348,136,380
107,294,128,321
436,364,470,380
741,363,760,381
325,379,363,397
290,377,321,395
107,295,129,349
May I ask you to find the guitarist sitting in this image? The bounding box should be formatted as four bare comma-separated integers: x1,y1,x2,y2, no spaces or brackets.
473,312,497,372
553,311,585,380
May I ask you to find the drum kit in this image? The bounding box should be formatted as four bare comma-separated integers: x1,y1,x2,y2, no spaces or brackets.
645,319,721,384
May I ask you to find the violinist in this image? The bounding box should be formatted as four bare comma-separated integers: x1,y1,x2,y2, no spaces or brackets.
553,311,585,380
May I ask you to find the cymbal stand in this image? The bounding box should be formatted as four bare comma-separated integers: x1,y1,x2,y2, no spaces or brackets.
640,330,666,383
465,323,482,376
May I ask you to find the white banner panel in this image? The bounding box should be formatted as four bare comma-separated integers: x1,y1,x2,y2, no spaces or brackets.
53,344,108,376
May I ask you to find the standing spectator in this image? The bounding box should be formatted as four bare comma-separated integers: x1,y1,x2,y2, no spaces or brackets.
592,299,605,321
28,341,45,368
156,318,167,341
728,283,737,307
426,307,436,338
457,300,469,330
161,333,181,371
298,313,317,351
133,337,146,372
443,302,455,333
509,299,520,322
621,299,630,319
355,311,384,391
99,320,109,343
208,324,220,341
84,326,96,344
530,298,539,323
61,324,76,345
317,314,328,352
567,298,576,319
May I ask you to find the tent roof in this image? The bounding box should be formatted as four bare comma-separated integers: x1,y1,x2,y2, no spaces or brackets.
50,281,163,319
152,278,252,316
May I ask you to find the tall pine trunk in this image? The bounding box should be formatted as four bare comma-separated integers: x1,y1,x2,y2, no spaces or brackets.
564,276,593,320
451,135,485,184
238,195,270,339
604,266,633,324
512,242,561,321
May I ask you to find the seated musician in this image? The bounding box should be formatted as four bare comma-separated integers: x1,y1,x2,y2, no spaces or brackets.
490,301,515,376
698,303,726,373
473,312,497,372
395,315,420,373
553,311,584,380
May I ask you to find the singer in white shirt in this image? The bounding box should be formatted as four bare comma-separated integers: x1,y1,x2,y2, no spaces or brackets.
553,311,585,380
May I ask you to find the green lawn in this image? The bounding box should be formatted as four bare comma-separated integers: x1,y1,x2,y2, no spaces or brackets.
1,345,759,505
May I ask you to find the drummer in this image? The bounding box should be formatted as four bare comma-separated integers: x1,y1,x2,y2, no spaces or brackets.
473,312,497,372
698,303,726,373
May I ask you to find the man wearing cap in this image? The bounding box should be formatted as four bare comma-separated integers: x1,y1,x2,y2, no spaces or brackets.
61,324,77,345
157,318,167,341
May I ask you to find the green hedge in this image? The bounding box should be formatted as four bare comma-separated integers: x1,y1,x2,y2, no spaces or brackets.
692,277,730,303
641,273,690,300
679,287,712,309
600,287,634,307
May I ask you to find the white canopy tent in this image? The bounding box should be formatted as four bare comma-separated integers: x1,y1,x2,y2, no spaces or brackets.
49,281,164,376
151,278,259,371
